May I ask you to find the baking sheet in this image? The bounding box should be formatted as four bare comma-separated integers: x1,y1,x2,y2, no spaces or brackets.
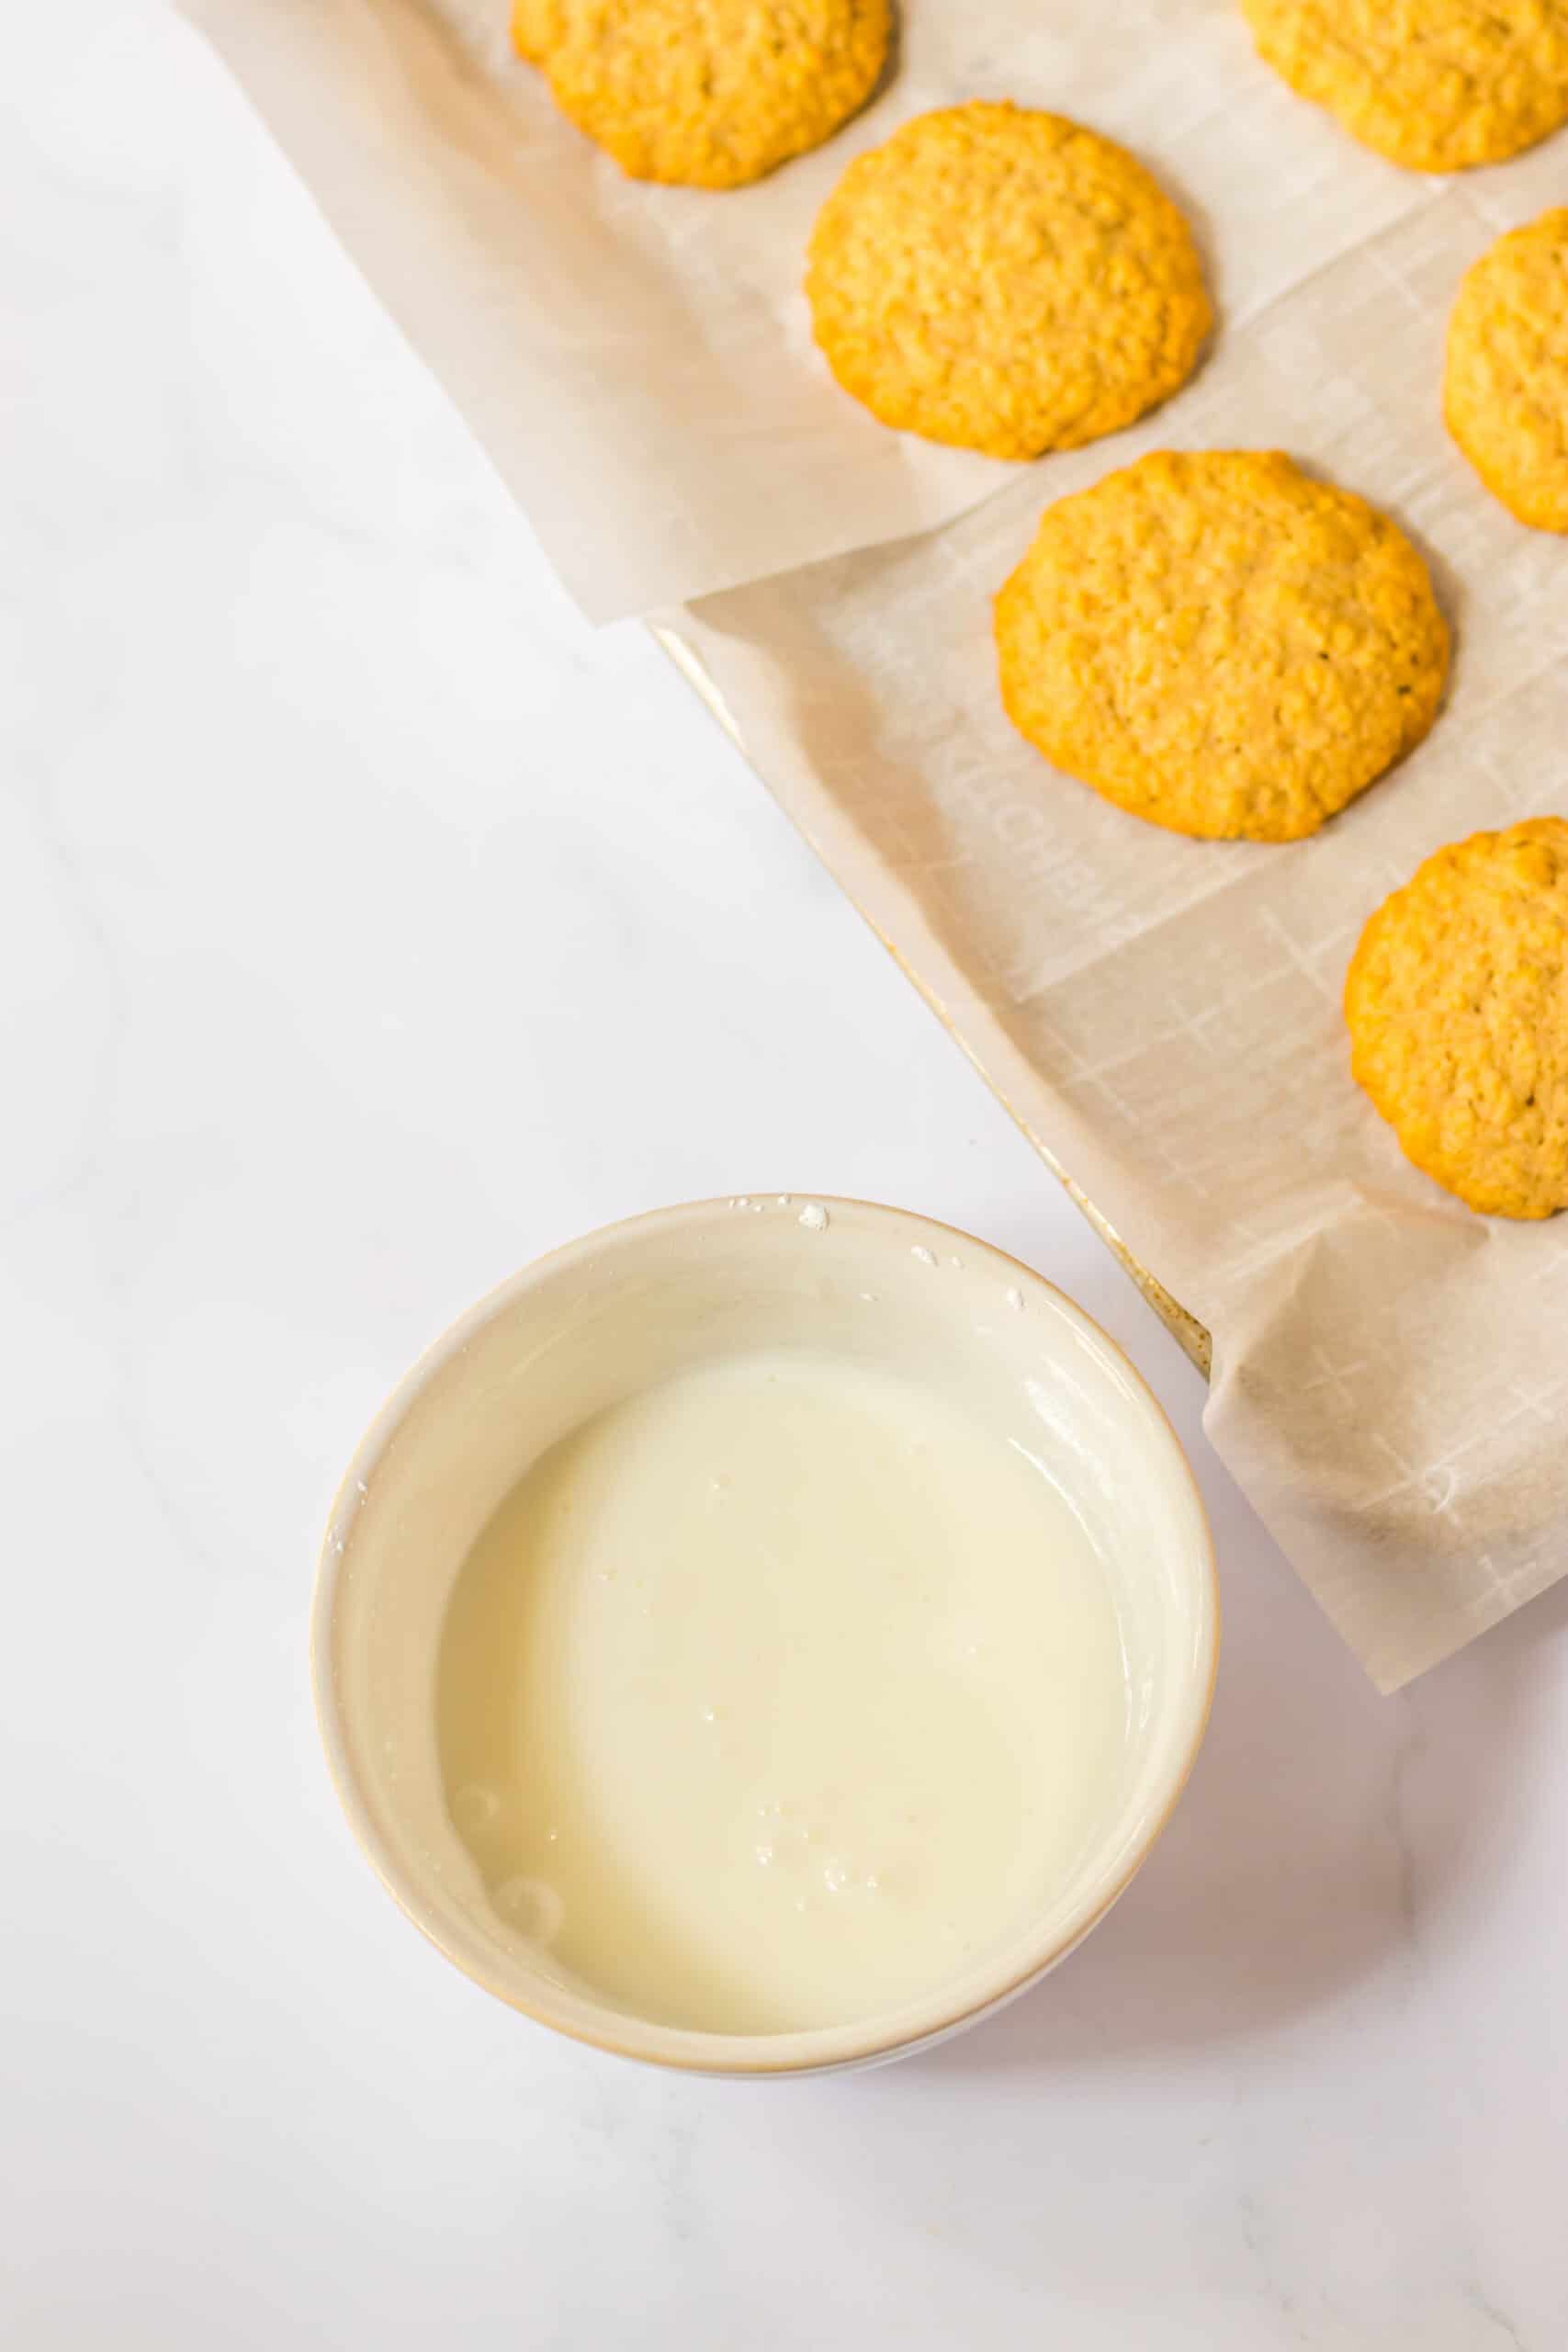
187,0,1461,622
185,0,1568,1687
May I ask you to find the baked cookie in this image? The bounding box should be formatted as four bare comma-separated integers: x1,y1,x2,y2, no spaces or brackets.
1345,820,1568,1217
513,0,890,190
511,0,562,63
994,450,1450,842
1239,0,1568,172
805,103,1211,460
1445,209,1568,531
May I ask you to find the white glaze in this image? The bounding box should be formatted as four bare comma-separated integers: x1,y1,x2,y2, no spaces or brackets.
438,1350,1129,2035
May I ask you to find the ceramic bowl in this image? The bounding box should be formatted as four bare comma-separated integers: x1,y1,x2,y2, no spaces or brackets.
312,1196,1218,2074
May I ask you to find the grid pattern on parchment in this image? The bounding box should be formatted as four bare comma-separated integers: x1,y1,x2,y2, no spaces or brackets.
671,140,1568,1692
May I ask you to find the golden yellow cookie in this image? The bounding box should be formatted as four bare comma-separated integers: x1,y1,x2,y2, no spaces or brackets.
805,103,1212,461
513,0,889,191
511,0,562,63
994,451,1450,843
1239,0,1568,172
1445,209,1568,530
1345,820,1568,1216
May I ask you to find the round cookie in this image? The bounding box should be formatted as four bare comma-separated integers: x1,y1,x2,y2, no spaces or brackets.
993,450,1450,843
1445,209,1568,531
805,103,1212,461
1345,820,1568,1217
1239,0,1568,173
514,0,890,191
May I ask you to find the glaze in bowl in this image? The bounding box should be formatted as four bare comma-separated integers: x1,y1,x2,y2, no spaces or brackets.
312,1196,1219,2074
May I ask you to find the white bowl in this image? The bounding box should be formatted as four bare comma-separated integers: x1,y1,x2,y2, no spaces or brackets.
313,1196,1218,2074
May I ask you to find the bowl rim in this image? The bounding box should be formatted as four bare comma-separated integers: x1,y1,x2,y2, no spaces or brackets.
311,1193,1220,2075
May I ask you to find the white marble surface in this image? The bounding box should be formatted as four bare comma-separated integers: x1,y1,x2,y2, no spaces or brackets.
5,7,1567,2345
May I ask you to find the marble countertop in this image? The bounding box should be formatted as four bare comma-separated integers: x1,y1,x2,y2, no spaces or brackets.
6,7,1566,2345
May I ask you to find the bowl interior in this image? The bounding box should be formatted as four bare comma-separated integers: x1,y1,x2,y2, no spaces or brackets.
317,1198,1216,2072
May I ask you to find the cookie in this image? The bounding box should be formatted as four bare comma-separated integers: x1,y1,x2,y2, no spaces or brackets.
805,103,1211,461
1445,209,1568,531
1345,820,1568,1217
510,0,562,63
513,0,890,191
993,451,1450,843
1239,0,1568,173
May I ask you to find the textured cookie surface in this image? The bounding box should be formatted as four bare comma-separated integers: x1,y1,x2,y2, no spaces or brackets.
1345,820,1568,1217
1239,0,1568,171
805,103,1211,460
994,450,1449,842
1445,209,1568,531
511,0,563,62
513,0,889,190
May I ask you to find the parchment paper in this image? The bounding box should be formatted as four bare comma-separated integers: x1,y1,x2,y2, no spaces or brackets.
186,0,1455,622
185,0,1568,1687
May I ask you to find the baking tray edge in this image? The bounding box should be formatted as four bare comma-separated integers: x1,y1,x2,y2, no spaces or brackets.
649,620,1213,1381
